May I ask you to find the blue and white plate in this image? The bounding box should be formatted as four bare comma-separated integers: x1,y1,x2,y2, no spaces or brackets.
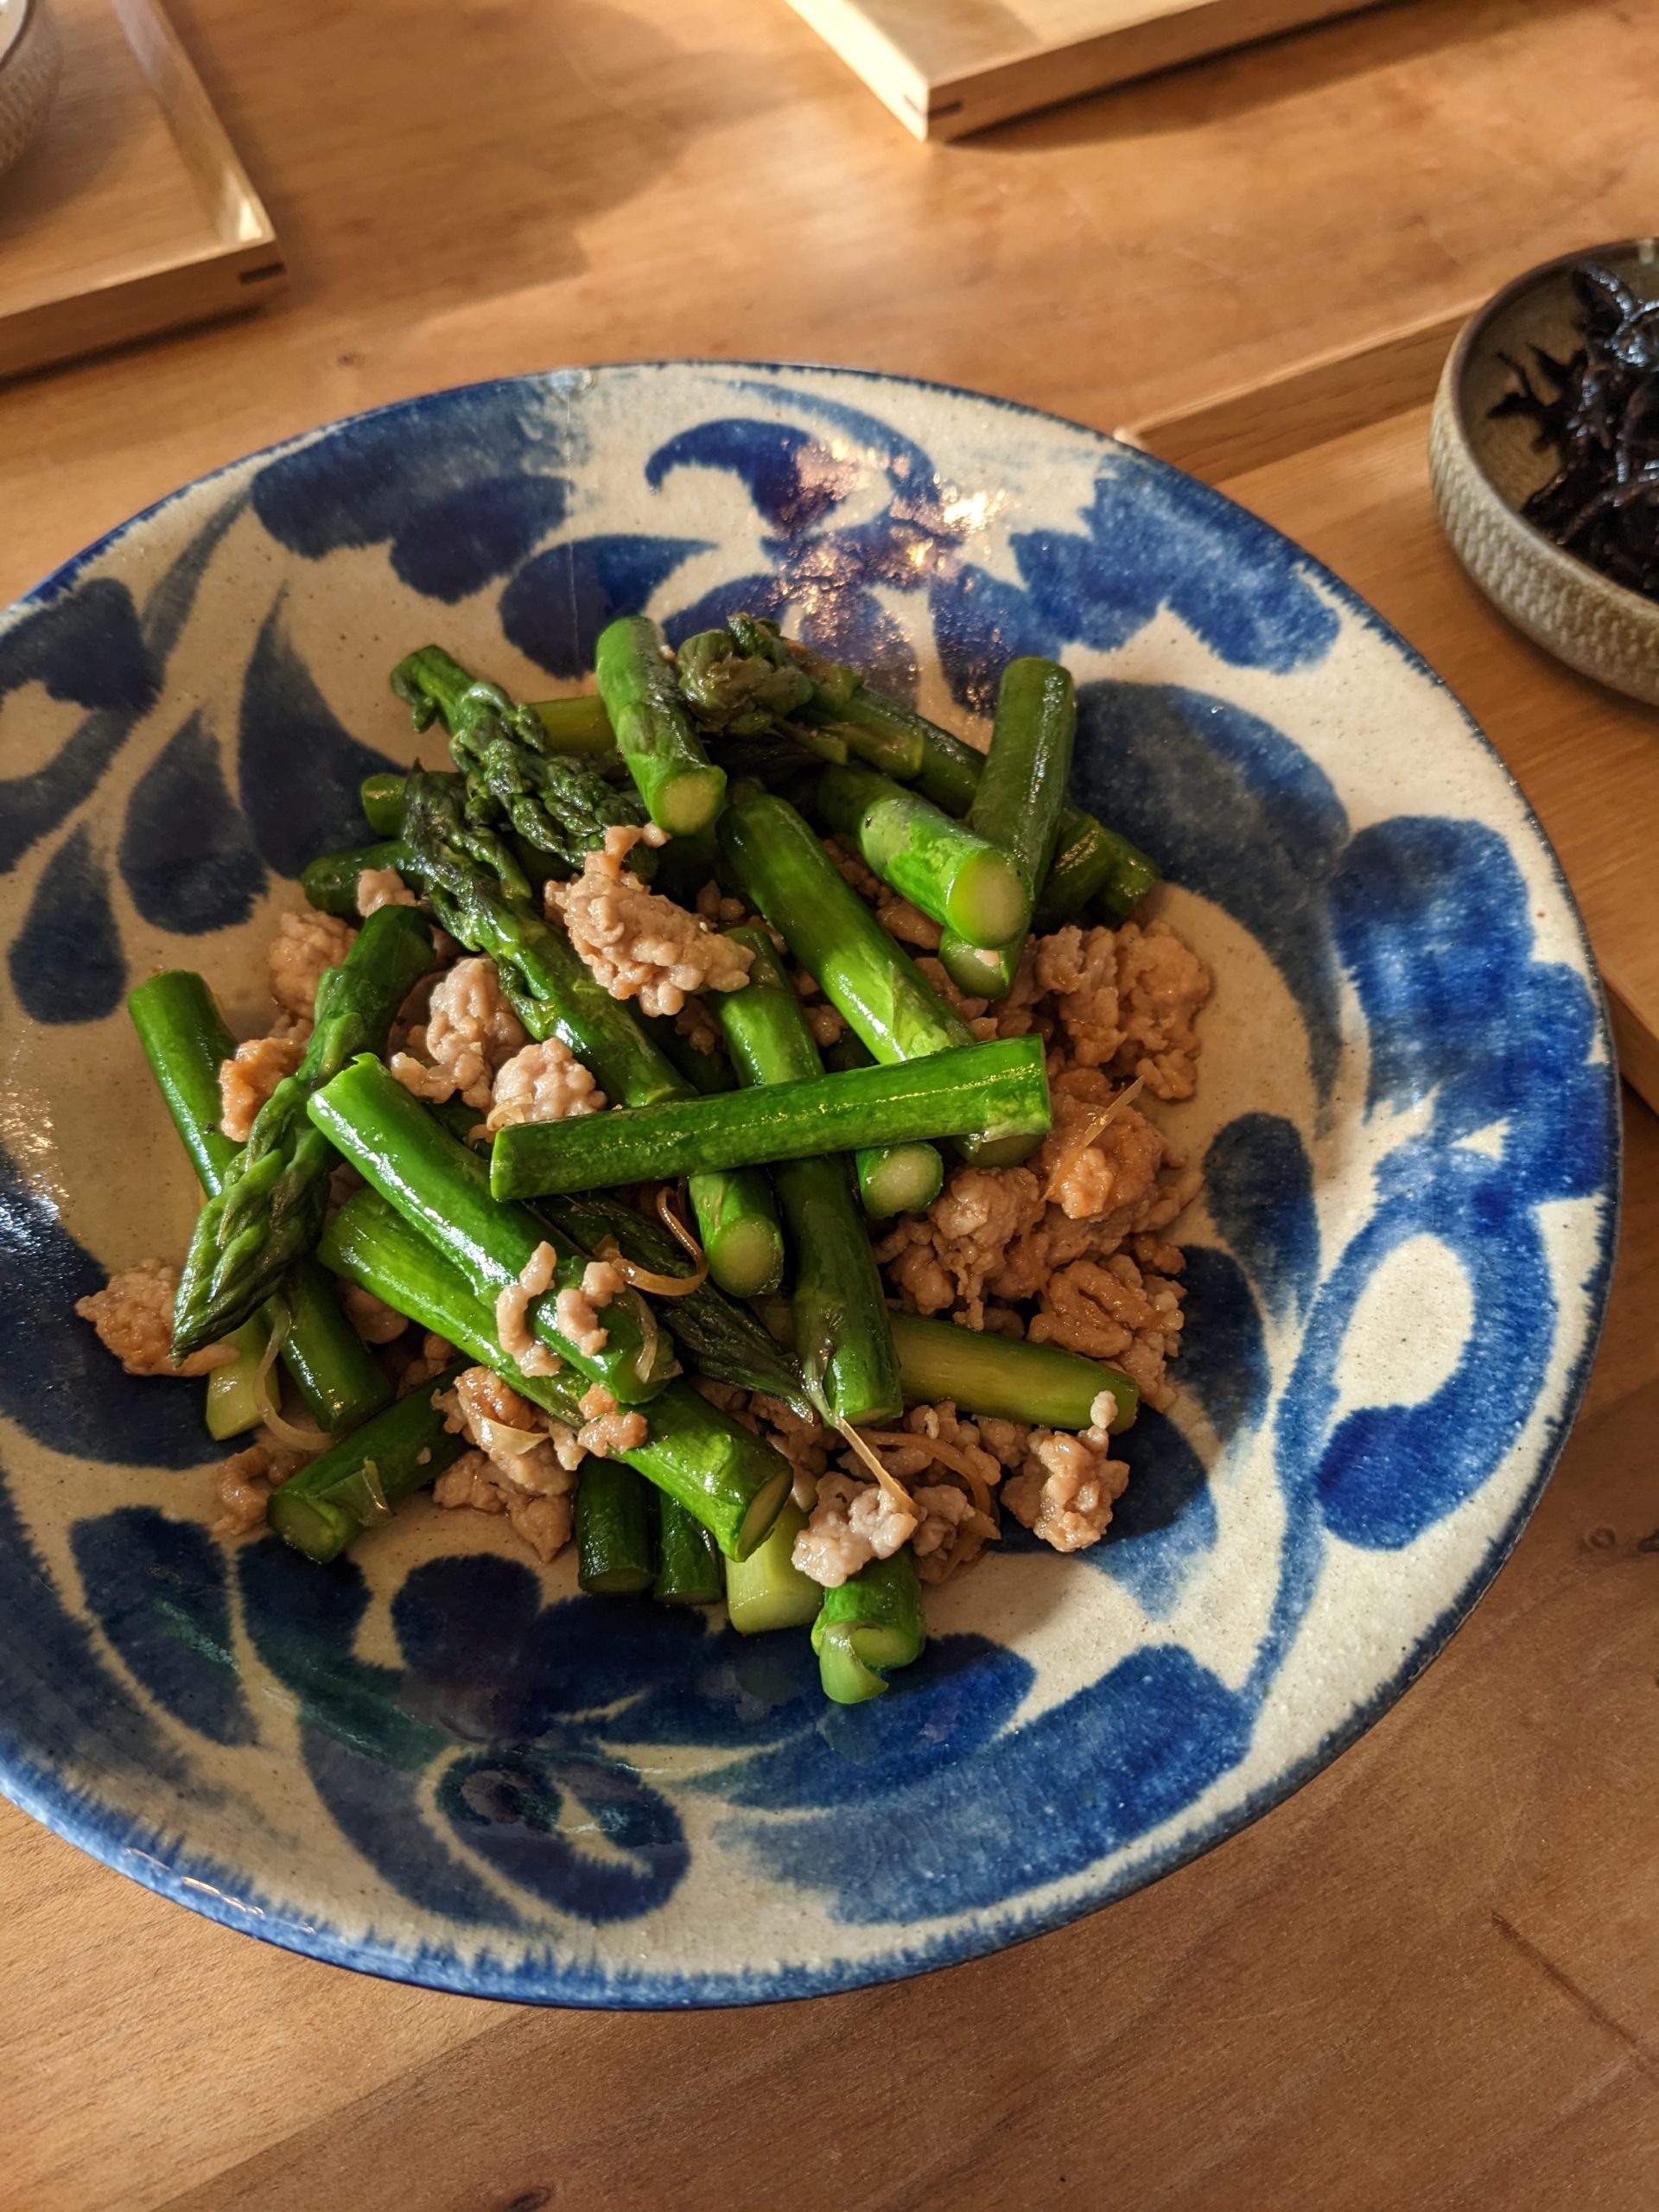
0,363,1618,2005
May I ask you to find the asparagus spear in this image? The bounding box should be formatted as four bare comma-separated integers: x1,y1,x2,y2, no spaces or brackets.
267,1359,471,1563
680,617,923,777
528,695,616,755
813,760,1031,948
397,770,685,1108
360,771,460,837
717,793,1041,1167
594,615,727,835
717,928,901,1429
887,1310,1136,1431
301,841,413,918
685,1163,785,1300
307,1052,675,1404
653,1494,724,1605
170,907,435,1358
576,1460,656,1593
822,1033,944,1219
534,1191,809,1411
392,645,652,875
723,1500,822,1632
321,1188,793,1555
489,1036,1051,1201
812,1548,926,1704
938,657,1076,996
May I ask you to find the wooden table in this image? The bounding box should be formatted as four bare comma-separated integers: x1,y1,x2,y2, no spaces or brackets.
3,3,1657,2205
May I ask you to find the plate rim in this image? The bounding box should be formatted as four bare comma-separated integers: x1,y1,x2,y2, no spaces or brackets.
0,358,1624,2006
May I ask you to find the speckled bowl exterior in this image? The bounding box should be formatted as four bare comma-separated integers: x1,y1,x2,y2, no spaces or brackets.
0,363,1618,2005
0,0,61,181
1429,238,1659,702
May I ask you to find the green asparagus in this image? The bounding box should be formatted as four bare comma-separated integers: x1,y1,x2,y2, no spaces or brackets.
576,1460,656,1593
301,841,413,918
594,615,727,835
717,928,901,1429
267,1359,471,1563
814,761,1031,948
822,1033,944,1219
170,906,435,1357
938,657,1074,997
392,645,652,874
723,1500,822,1633
307,1052,675,1403
321,1189,793,1556
653,1495,724,1605
717,793,1041,1167
887,1310,1136,1431
812,1548,926,1704
397,769,684,1107
489,1035,1051,1200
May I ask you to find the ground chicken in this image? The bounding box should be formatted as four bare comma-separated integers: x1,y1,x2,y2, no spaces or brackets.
554,1259,621,1357
76,1261,238,1378
874,1167,1046,1325
793,1473,918,1588
485,1038,606,1131
340,1281,410,1344
909,1484,979,1580
1003,1429,1129,1552
396,1331,457,1397
822,837,881,901
390,956,525,1111
436,1367,583,1490
578,1408,650,1456
356,864,418,917
1028,1253,1186,1411
674,995,726,1059
751,1393,830,1506
433,1448,573,1563
876,896,942,950
218,1035,303,1141
1038,1076,1169,1223
493,1242,563,1377
804,1001,843,1048
269,909,356,1022
548,827,752,1019
210,1440,302,1536
694,880,746,926
1113,920,1211,1101
914,955,991,1025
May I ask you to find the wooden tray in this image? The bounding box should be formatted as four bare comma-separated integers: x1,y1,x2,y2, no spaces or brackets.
1128,327,1659,1116
785,0,1388,139
0,0,283,381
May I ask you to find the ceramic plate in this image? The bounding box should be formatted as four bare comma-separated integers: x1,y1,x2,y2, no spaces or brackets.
0,363,1618,2005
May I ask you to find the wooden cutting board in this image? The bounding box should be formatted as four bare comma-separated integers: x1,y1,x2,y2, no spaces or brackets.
785,0,1389,137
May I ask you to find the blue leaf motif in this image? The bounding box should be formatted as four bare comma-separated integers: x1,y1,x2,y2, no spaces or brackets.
1091,1414,1217,1620
238,600,399,876
1174,1244,1270,1443
119,711,267,934
10,823,125,1025
391,473,572,601
0,575,157,713
73,1508,255,1745
438,1749,687,1923
1205,1115,1319,1323
645,420,852,536
929,563,1063,714
500,535,709,677
795,586,919,702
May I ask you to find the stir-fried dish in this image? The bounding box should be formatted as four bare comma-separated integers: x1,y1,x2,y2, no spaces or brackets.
77,615,1210,1705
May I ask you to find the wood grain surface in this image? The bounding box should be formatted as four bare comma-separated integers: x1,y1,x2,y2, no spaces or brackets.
2,2,1657,2206
781,0,1384,139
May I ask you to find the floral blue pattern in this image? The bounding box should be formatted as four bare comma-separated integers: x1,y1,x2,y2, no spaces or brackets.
0,363,1618,2005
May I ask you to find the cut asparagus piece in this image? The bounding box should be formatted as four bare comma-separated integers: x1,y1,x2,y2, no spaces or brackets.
489,1036,1051,1201
595,614,727,835
812,1033,944,1221
887,1310,1137,1432
532,1190,809,1411
723,1500,822,1633
814,760,1030,948
939,657,1075,997
812,1548,926,1704
301,841,414,918
576,1459,656,1594
528,695,616,755
359,771,461,838
170,906,437,1357
392,645,651,874
321,1189,792,1557
653,1495,725,1605
718,793,1041,1166
688,1164,785,1300
267,1359,471,1563
203,1317,273,1440
307,1052,675,1404
717,928,901,1429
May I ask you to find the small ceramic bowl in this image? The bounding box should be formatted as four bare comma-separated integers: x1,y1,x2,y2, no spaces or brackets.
0,0,61,182
1429,237,1659,703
